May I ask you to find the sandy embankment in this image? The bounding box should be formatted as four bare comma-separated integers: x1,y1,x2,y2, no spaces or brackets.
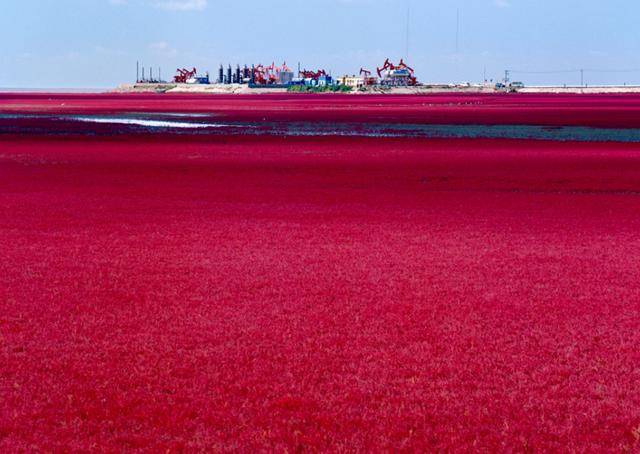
115,82,640,95
114,83,288,94
114,83,499,95
521,85,640,94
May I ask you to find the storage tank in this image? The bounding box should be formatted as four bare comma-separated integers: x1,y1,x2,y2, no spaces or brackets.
278,71,294,85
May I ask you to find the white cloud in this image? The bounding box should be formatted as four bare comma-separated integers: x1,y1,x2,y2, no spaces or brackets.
108,0,207,11
152,0,207,10
95,46,128,56
149,41,178,57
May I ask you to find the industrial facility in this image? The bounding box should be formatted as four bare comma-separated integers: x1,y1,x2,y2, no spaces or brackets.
135,58,420,89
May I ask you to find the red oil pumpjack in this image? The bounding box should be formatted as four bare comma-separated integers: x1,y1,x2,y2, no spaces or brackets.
253,63,276,85
299,69,327,81
376,58,417,86
173,67,197,84
252,62,290,85
359,68,377,86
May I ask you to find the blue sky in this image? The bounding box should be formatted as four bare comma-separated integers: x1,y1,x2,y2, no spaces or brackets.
1,0,639,88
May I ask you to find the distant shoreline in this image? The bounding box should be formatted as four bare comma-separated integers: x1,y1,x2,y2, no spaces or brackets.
111,83,640,95
4,84,640,95
0,87,108,93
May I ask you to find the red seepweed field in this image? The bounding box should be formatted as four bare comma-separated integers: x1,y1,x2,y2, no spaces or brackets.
1,93,640,451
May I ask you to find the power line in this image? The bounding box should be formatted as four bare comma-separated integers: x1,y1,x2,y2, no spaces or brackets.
504,67,640,87
583,68,640,73
508,69,582,74
508,68,640,74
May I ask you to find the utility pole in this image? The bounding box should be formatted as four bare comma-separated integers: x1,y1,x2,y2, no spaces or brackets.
580,69,584,87
456,9,460,53
136,61,139,83
405,6,410,60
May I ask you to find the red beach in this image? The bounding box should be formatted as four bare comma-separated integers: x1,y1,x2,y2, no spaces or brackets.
1,93,640,451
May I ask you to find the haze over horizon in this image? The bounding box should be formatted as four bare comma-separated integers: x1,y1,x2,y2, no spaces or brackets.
1,0,639,88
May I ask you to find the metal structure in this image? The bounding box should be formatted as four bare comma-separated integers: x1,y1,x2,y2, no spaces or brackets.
173,67,198,84
359,68,378,86
376,58,417,86
252,63,276,85
299,69,327,81
242,65,251,82
217,64,253,84
251,62,292,85
136,62,164,83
